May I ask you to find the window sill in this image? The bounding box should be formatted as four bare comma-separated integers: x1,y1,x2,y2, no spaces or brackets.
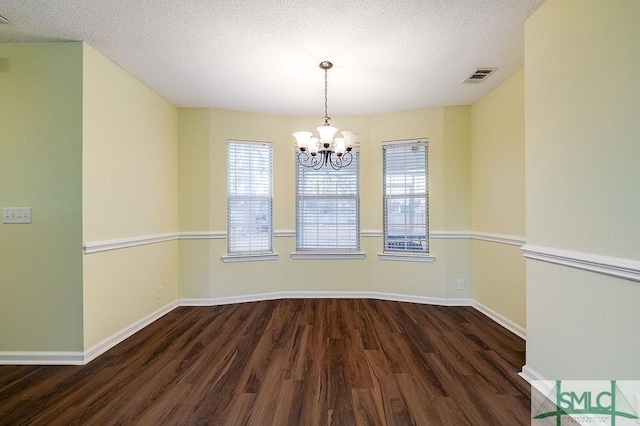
377,252,435,263
222,253,279,263
290,252,366,260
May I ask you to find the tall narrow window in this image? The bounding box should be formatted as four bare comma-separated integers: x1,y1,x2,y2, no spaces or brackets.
227,140,273,254
383,139,428,253
296,150,360,251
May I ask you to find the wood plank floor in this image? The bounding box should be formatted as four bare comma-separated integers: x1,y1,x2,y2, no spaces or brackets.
0,299,530,425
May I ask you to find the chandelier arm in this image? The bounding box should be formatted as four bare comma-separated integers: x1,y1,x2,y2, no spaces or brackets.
331,155,345,170
329,155,342,170
297,151,323,169
297,151,311,168
313,153,325,170
340,151,353,168
298,149,352,171
298,151,310,163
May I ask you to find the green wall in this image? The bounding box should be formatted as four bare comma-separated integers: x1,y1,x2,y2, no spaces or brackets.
0,42,84,351
0,42,180,354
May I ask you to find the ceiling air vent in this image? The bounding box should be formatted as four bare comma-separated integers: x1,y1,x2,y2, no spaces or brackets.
0,14,10,24
463,68,497,84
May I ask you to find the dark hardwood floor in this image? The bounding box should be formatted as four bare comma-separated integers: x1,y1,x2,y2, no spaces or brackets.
0,299,529,425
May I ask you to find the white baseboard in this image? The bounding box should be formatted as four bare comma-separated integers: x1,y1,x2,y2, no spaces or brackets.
1,301,179,365
0,351,86,365
83,300,179,364
2,293,521,365
472,300,526,340
180,292,288,306
180,291,473,308
0,301,179,365
519,364,546,384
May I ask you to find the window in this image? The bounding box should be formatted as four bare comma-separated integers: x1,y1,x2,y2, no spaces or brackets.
296,150,360,251
227,140,273,254
383,139,428,253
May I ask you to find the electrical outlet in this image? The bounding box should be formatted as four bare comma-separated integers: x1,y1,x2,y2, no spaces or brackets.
3,207,31,224
157,286,163,299
457,279,465,290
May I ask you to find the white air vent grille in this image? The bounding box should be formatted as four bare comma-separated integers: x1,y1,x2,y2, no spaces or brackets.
0,14,10,24
463,68,497,84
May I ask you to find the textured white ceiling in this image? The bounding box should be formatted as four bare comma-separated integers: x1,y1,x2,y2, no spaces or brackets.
0,0,544,115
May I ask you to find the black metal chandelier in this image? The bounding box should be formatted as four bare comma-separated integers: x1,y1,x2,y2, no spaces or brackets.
293,61,359,170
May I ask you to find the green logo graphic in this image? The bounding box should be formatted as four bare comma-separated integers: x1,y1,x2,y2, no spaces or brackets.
533,380,639,425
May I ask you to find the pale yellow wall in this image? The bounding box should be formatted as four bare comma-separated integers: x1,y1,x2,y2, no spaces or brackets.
525,0,640,378
472,240,526,327
470,69,526,328
82,44,179,349
178,109,211,298
0,42,84,351
82,242,178,348
471,69,525,236
178,109,210,232
443,106,471,231
82,44,178,241
177,107,472,301
442,107,472,299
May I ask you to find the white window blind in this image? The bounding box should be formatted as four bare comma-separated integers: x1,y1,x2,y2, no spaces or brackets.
227,140,273,254
296,150,360,251
383,139,428,253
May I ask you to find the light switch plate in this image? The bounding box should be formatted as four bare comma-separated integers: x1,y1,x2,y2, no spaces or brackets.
2,207,31,224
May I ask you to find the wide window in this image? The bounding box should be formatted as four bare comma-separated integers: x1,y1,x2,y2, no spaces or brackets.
383,139,428,253
227,140,273,254
296,150,360,251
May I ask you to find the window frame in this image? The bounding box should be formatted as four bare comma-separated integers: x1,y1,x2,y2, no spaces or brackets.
379,138,433,262
293,146,363,258
224,139,276,262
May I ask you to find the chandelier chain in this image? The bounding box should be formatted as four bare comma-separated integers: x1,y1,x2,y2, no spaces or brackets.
323,68,329,125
